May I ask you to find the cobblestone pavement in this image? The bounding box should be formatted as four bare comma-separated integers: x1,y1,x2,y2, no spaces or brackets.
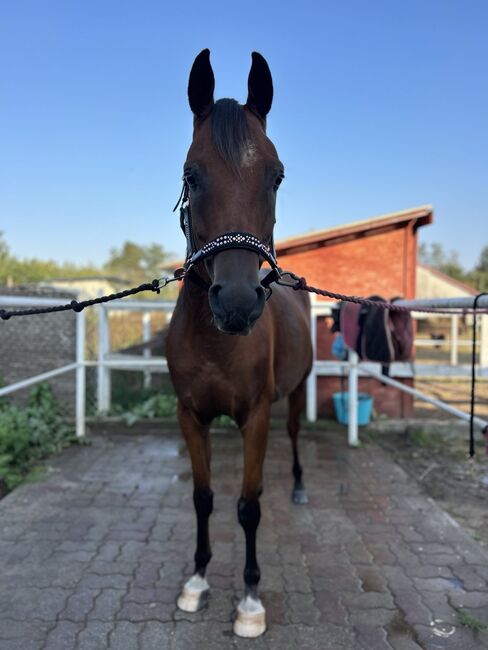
1,427,488,649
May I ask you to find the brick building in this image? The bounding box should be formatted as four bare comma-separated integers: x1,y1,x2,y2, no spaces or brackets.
275,205,433,418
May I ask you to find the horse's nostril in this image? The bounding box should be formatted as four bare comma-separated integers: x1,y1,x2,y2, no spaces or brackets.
209,284,222,299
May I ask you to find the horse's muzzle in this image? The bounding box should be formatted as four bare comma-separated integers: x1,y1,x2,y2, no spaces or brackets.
208,282,266,335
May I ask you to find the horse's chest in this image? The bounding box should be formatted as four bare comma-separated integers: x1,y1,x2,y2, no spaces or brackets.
185,360,233,414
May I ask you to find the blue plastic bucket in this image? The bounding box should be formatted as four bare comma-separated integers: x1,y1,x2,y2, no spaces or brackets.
333,392,373,426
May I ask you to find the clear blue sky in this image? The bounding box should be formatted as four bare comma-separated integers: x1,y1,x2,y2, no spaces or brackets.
1,0,487,271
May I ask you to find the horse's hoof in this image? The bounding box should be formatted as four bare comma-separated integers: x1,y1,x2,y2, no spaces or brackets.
233,596,266,638
177,574,210,612
292,488,308,505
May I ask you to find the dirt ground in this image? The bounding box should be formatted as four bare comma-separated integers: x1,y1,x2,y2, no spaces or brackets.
413,378,488,420
366,425,488,549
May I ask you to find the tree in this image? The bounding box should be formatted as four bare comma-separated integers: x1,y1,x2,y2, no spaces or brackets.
476,245,488,274
418,242,466,282
471,245,488,291
0,232,8,261
104,241,170,284
0,232,11,284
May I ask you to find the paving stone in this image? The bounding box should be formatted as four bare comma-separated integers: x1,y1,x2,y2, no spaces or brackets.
448,590,488,608
140,621,174,650
2,430,488,649
6,587,69,621
314,590,348,626
342,591,396,610
89,588,124,620
117,600,175,623
355,566,388,592
77,573,131,590
354,623,392,650
76,621,113,650
60,588,100,621
393,589,433,627
349,607,397,627
414,623,487,650
0,619,51,640
289,623,355,649
108,620,143,649
286,592,320,626
43,620,81,649
0,638,48,650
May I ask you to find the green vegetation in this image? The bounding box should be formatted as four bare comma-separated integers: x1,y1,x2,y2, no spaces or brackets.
456,608,488,632
110,391,178,425
419,241,488,291
0,231,171,286
406,428,439,448
0,384,74,491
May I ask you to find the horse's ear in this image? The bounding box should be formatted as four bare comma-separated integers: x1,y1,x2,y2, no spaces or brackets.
245,52,273,120
188,49,215,119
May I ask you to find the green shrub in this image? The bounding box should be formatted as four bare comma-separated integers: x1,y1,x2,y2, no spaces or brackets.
111,391,178,425
0,384,74,491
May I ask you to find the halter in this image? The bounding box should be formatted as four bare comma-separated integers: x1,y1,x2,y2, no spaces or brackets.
173,181,282,291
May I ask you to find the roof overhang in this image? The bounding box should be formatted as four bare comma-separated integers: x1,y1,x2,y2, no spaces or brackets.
276,205,433,256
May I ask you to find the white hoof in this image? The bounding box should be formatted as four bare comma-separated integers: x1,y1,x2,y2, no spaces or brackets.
233,595,266,638
176,574,210,612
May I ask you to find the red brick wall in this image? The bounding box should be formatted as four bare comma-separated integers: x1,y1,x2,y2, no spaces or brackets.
278,225,417,419
279,227,416,300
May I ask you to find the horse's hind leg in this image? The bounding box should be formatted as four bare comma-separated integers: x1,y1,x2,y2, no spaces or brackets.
176,402,213,613
233,403,270,638
288,380,308,504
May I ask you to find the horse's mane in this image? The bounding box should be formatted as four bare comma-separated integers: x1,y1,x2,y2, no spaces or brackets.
211,98,249,176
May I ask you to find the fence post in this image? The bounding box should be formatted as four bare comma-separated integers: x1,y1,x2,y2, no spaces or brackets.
348,349,359,447
450,314,459,366
306,298,317,422
481,314,488,368
76,310,86,438
142,312,152,389
97,304,111,412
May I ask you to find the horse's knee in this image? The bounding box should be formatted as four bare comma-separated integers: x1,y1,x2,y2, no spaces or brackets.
237,496,260,531
194,487,213,518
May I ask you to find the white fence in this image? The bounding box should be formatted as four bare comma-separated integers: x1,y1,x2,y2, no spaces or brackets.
0,295,86,438
1,292,488,443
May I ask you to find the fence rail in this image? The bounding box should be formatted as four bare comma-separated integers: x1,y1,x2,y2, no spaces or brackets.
1,292,487,444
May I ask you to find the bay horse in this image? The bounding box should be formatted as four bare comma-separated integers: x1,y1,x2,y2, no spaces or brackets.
166,49,312,638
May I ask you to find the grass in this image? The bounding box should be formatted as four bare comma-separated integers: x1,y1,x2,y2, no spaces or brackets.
456,608,488,632
406,429,440,448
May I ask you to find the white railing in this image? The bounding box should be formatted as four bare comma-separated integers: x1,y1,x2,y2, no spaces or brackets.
339,295,488,447
0,295,86,438
2,293,487,445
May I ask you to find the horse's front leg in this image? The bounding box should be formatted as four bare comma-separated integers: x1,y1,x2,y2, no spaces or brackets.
234,403,270,638
176,402,213,613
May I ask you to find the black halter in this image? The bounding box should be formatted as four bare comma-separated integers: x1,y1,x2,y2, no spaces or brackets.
173,181,281,290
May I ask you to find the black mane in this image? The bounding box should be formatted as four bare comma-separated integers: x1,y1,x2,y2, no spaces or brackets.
211,98,249,175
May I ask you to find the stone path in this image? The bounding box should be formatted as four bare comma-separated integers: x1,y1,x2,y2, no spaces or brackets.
1,426,488,649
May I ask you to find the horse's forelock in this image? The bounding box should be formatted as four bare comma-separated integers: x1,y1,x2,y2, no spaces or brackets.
210,99,250,175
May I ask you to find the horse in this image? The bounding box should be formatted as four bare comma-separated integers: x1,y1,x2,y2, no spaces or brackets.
166,49,313,638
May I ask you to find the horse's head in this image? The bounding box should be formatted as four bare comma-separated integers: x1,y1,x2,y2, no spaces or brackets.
182,49,284,335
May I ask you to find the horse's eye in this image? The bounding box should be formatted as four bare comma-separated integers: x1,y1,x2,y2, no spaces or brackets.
273,175,284,191
184,173,197,189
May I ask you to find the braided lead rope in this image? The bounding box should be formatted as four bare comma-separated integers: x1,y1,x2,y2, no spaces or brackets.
2,268,487,320
0,273,184,320
278,273,488,315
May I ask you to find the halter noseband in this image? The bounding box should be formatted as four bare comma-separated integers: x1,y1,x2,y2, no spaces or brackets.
174,181,281,290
